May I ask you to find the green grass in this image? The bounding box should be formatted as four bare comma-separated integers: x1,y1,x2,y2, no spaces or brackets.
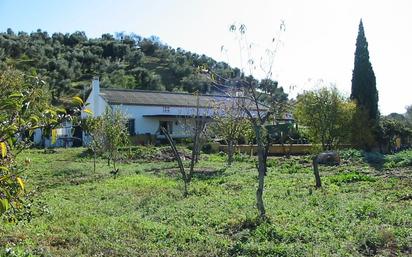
1,148,411,256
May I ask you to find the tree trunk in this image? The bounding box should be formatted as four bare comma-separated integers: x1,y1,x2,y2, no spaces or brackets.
312,158,322,188
93,151,96,172
189,153,196,182
227,140,234,165
183,178,188,197
255,125,266,219
256,147,266,218
189,122,201,182
161,127,188,196
193,121,205,164
194,140,201,164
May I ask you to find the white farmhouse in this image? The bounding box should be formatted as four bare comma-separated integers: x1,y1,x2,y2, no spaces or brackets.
82,77,267,145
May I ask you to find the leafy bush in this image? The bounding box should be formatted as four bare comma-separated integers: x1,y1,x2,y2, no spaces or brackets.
384,150,412,169
338,149,362,161
229,241,288,257
337,149,412,169
328,171,376,185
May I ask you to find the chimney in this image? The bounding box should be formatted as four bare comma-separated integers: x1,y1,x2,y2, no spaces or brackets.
92,76,100,95
92,76,100,116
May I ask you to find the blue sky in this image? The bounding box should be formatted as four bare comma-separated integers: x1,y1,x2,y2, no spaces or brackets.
1,0,411,114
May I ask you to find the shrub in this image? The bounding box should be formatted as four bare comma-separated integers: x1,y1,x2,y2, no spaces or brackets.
338,148,362,161
383,150,412,169
328,172,376,185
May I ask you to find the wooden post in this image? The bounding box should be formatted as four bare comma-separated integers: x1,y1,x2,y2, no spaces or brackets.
312,157,322,188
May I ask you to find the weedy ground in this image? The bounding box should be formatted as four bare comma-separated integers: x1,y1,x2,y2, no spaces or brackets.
0,148,411,256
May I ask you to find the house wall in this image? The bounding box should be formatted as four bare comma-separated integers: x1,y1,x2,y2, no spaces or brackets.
33,121,75,147
33,128,42,145
81,78,261,145
81,78,210,142
113,104,210,137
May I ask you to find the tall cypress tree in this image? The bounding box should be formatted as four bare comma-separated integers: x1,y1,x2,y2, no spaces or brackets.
351,19,379,120
350,20,379,149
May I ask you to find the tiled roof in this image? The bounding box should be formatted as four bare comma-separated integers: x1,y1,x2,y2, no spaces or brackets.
100,88,267,111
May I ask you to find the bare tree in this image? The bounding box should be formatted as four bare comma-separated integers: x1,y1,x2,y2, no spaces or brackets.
160,127,189,196
240,79,273,218
210,97,249,165
205,22,286,219
161,92,209,196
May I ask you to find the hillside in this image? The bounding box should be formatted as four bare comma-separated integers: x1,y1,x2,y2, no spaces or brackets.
0,29,241,104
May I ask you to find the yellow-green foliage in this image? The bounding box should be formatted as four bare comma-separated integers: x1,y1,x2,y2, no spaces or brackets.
0,69,52,218
294,86,355,150
0,69,86,219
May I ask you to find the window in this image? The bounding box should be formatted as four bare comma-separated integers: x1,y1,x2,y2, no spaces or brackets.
127,119,135,135
159,121,173,134
163,106,170,113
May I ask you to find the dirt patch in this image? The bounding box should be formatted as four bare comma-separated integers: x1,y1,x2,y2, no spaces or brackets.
48,236,79,249
69,174,107,185
0,234,27,245
125,147,192,162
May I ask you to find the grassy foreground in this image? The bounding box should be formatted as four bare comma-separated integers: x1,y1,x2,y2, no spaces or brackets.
0,148,411,256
